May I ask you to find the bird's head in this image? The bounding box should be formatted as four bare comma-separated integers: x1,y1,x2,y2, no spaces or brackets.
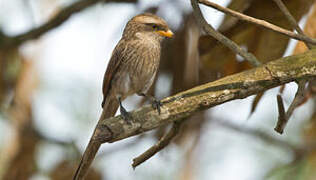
123,13,173,41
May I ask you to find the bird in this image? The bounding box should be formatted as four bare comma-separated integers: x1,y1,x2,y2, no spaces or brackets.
73,13,173,179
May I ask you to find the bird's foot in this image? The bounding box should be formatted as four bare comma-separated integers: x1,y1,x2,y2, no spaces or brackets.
138,93,162,115
119,98,132,124
120,106,133,123
151,99,162,115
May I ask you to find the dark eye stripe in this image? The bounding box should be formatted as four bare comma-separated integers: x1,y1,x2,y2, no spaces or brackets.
145,23,156,26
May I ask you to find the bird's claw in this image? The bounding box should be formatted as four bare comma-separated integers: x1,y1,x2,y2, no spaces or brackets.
151,99,162,115
120,106,133,124
119,97,132,124
137,93,162,115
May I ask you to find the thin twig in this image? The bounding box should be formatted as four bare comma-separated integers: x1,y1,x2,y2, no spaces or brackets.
218,0,253,32
0,0,136,49
273,0,313,49
275,80,307,134
191,0,261,67
132,121,182,168
198,0,316,46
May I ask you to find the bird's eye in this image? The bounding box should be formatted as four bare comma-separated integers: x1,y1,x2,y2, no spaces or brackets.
152,24,158,30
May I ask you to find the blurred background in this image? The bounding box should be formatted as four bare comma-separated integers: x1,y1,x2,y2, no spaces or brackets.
0,0,316,179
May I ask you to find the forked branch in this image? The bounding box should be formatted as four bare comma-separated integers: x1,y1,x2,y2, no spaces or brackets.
273,0,311,134
191,0,261,67
198,0,316,46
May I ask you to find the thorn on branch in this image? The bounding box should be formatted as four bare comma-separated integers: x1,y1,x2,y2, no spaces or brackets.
279,85,286,94
132,121,183,169
275,94,286,134
249,92,264,118
275,80,307,134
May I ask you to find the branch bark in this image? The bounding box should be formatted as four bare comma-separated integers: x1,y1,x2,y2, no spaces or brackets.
92,49,316,145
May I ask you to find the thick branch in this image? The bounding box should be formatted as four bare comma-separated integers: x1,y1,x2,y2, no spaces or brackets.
93,49,316,144
198,0,316,46
0,0,136,49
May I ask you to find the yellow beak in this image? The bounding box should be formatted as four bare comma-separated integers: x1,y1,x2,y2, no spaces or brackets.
157,29,174,38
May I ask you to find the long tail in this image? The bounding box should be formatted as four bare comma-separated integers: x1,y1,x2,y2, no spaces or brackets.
73,95,119,180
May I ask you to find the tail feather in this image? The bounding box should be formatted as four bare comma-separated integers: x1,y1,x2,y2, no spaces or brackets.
73,95,119,180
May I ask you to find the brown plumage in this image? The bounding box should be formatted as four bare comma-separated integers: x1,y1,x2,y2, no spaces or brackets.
73,13,173,180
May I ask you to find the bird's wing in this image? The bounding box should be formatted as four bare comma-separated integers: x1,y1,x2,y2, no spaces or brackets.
101,40,125,107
